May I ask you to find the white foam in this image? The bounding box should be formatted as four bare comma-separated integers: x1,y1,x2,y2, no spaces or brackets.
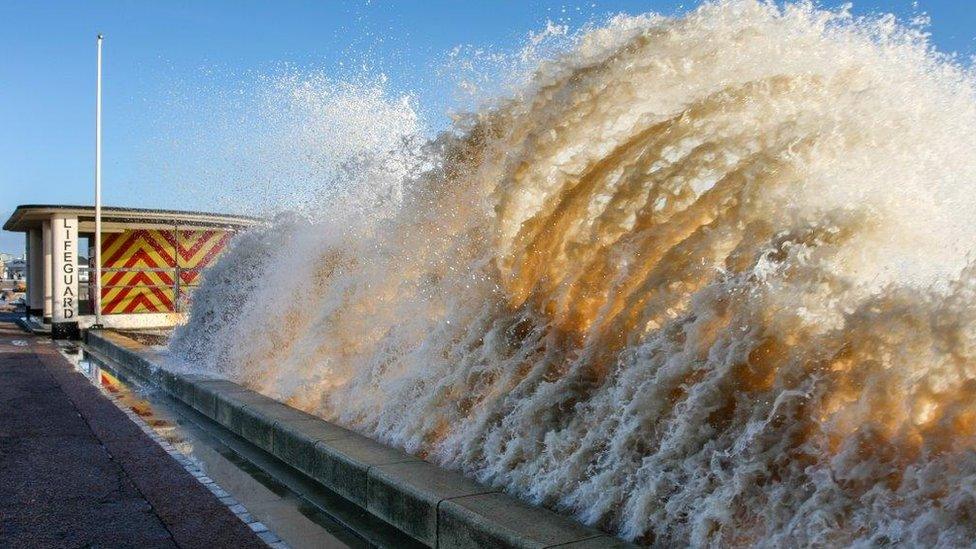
173,2,976,545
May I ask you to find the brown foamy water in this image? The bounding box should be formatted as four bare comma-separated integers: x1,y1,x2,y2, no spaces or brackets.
173,2,976,545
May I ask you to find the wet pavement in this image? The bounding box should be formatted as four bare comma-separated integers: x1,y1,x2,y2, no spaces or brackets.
0,313,266,548
76,348,375,549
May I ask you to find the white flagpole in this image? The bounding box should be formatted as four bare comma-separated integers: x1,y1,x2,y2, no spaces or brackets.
94,34,104,329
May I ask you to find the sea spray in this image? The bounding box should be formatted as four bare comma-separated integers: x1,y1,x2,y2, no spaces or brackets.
172,1,976,545
149,70,428,219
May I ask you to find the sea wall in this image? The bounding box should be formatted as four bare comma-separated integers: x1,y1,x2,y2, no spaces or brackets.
84,330,630,549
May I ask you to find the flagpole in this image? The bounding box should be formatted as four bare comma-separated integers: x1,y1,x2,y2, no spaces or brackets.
93,33,104,329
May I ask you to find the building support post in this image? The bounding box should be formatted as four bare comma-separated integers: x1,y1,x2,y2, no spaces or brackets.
51,214,79,339
42,220,53,323
27,229,44,317
24,232,31,307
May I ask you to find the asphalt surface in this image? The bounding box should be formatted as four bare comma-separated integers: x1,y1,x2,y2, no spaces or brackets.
0,313,266,548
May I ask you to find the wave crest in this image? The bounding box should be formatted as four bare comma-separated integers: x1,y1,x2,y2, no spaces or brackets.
173,1,976,544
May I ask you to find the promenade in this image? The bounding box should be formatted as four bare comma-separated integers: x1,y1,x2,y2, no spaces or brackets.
0,313,265,548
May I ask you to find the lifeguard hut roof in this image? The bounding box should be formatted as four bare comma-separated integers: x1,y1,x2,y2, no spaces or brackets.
4,204,261,233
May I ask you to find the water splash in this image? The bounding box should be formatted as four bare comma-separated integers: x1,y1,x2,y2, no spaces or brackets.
148,69,427,221
172,1,976,545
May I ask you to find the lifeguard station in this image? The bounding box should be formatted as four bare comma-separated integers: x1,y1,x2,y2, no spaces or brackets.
3,204,259,338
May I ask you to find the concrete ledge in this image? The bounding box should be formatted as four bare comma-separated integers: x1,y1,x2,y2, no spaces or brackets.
84,330,634,548
369,461,492,546
311,434,420,507
438,493,629,549
271,417,354,477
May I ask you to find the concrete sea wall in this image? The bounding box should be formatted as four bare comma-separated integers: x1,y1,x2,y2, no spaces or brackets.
84,330,632,549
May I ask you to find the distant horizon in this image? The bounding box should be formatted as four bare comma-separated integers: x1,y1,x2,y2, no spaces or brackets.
3,0,974,255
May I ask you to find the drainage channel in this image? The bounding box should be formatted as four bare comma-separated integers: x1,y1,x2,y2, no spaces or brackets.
61,343,420,549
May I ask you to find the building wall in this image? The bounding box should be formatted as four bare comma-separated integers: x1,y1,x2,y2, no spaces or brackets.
100,229,232,314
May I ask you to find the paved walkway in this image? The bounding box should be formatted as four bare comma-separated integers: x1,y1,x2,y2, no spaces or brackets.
0,314,265,548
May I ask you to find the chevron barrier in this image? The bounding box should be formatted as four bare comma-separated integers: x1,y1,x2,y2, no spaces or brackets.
99,229,233,314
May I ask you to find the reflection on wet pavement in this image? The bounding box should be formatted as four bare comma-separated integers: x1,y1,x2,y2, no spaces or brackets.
68,347,387,549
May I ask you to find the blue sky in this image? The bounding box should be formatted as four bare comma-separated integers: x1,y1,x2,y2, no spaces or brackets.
2,0,975,254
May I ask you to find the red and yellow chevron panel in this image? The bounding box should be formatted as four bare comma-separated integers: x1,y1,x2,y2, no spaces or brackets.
100,229,232,314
